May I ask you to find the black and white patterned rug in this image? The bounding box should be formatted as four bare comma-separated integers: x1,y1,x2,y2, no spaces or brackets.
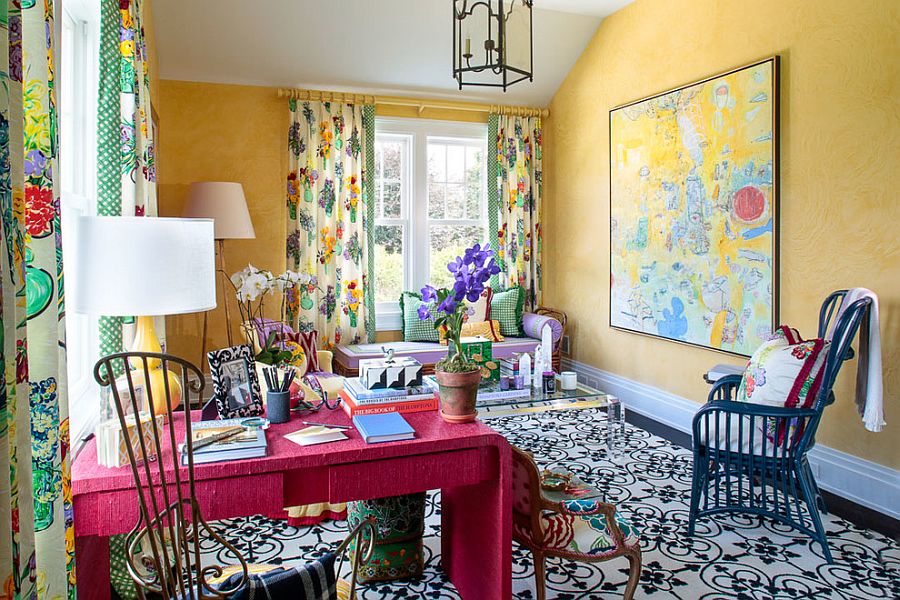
203,409,900,599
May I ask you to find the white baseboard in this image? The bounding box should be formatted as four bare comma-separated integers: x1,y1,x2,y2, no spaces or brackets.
562,358,900,520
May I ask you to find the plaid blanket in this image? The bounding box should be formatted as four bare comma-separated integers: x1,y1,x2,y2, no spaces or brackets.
218,552,337,600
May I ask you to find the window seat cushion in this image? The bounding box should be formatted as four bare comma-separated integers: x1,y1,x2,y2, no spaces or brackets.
333,337,540,372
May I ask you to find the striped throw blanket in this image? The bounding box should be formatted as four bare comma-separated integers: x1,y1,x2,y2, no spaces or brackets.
218,552,337,600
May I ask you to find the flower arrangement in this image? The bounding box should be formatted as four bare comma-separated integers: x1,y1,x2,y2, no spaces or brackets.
419,243,500,373
229,265,315,365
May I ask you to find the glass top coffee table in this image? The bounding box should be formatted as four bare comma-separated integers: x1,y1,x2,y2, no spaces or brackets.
475,382,609,418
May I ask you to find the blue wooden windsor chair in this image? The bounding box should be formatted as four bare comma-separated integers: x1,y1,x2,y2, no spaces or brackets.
688,291,872,562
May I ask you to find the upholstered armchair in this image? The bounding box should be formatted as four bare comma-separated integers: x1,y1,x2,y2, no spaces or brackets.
511,446,642,600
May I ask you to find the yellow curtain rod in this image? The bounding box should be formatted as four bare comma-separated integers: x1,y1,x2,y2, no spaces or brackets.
276,88,549,118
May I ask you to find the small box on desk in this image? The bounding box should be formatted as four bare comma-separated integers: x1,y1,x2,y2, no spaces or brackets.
95,412,165,468
461,336,500,382
359,356,423,389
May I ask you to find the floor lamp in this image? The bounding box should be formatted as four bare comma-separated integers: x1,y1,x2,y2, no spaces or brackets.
182,182,256,366
70,217,216,414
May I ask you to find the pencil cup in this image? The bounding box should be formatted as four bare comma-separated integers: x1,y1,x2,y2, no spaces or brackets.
267,391,291,424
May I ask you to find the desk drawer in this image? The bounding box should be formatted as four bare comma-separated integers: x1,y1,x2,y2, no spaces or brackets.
328,447,492,502
81,473,283,537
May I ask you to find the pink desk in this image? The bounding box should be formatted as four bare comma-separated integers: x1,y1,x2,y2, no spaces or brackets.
72,410,512,599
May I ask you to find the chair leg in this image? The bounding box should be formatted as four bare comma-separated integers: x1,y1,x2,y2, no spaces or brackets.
797,465,833,563
688,453,707,535
533,550,546,600
623,547,642,600
802,460,827,514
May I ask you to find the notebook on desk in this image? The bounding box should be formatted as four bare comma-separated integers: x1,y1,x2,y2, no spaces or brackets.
352,412,415,444
180,419,267,465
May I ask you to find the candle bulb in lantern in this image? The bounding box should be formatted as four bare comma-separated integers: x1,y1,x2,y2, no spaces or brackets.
465,36,471,55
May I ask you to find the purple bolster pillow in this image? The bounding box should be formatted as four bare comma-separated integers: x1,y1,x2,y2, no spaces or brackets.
521,313,563,344
252,318,295,349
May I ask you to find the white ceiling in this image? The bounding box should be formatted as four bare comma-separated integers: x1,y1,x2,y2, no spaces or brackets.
153,0,632,106
538,0,633,17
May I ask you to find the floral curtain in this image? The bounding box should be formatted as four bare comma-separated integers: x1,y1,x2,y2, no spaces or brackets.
285,100,374,348
97,0,157,360
492,114,543,310
1,0,75,598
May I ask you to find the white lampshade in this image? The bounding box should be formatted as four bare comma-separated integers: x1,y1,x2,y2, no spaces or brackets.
182,182,256,240
70,217,216,316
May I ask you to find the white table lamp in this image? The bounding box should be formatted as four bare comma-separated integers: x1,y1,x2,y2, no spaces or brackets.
70,217,216,413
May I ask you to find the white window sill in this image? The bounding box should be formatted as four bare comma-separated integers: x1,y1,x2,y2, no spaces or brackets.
376,309,403,332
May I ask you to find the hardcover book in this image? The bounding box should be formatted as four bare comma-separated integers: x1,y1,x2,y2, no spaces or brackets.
344,377,434,405
352,412,416,444
339,390,437,417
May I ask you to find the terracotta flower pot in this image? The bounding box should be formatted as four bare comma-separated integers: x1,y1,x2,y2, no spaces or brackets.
435,368,481,424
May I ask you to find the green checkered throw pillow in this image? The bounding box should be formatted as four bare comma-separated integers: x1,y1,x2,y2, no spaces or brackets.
400,292,440,342
490,286,525,337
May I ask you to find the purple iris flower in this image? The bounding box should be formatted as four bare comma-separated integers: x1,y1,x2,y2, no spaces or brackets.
419,243,500,323
438,297,458,314
417,304,432,321
447,257,463,274
421,285,437,303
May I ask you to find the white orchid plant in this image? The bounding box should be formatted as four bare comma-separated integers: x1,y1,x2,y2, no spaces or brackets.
229,265,315,365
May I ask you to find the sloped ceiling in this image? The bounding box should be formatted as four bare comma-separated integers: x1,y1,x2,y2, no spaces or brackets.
153,0,632,106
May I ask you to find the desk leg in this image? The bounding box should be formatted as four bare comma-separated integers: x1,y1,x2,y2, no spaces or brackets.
75,535,111,600
442,445,512,599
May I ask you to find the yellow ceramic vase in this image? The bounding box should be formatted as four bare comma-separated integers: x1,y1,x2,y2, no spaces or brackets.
129,316,183,414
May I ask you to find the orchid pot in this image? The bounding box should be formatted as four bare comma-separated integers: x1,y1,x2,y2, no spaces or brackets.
418,243,501,424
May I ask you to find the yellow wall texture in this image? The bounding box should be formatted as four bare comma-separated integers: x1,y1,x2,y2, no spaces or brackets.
157,81,288,362
543,0,899,468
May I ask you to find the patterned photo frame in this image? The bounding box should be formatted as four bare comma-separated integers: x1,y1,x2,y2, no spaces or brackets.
207,345,263,419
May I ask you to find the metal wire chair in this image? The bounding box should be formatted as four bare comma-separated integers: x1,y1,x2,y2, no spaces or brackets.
687,291,872,563
94,351,376,599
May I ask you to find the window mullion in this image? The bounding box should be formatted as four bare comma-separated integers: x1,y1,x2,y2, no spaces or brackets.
412,129,428,290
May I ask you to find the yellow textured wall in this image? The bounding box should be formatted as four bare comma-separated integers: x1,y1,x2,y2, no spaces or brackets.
157,81,288,362
543,0,899,467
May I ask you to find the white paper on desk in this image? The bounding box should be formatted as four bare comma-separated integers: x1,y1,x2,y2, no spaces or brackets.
284,426,347,447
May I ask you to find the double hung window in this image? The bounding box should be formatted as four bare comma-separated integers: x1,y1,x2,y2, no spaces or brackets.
373,119,488,329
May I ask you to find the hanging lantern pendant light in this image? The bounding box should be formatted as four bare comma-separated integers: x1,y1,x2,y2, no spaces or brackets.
453,0,534,91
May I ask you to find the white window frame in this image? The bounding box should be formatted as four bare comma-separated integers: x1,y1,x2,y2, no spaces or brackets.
374,118,488,331
60,0,100,448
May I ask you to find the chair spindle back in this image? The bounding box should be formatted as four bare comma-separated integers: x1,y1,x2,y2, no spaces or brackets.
94,352,249,599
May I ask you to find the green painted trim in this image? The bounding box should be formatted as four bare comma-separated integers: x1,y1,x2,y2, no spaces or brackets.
363,104,376,343
97,0,123,364
487,113,500,288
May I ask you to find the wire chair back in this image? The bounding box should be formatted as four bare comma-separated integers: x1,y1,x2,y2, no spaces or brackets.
94,352,250,599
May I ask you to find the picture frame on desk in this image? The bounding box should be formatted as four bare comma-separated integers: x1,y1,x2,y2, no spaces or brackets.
207,345,263,419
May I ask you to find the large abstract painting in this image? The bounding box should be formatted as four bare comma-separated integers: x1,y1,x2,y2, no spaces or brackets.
609,57,778,356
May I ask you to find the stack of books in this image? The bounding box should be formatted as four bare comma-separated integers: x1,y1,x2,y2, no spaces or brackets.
339,377,438,417
499,356,521,379
179,419,267,465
